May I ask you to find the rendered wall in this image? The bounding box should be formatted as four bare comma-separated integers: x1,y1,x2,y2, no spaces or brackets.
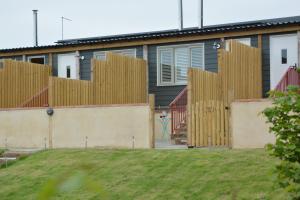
52,105,150,148
0,105,151,149
231,100,275,149
0,109,49,149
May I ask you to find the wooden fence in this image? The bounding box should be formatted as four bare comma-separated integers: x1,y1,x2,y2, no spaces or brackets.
0,53,147,108
188,40,262,147
92,53,147,105
219,40,262,105
47,53,147,107
48,77,93,107
0,60,51,108
188,69,222,104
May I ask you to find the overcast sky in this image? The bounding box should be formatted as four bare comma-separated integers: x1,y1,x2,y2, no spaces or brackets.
0,0,299,49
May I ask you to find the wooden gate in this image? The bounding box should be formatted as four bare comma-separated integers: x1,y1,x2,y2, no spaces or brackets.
187,40,262,147
189,101,229,147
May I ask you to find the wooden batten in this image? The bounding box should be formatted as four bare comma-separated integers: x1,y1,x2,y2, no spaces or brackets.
148,94,155,148
48,53,53,67
187,69,193,146
143,45,149,100
258,34,262,49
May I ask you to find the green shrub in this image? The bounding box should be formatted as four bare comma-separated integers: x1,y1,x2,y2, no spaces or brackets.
263,85,300,199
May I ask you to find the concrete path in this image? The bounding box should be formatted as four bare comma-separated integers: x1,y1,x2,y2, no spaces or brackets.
155,140,188,150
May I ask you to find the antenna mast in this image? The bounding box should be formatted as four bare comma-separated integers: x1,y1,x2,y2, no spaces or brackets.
61,16,72,40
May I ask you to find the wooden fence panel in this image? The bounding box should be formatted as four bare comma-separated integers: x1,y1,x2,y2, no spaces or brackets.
1,54,147,108
188,68,222,104
92,53,147,105
187,68,224,146
48,53,147,107
0,60,51,108
219,40,262,105
48,77,94,107
188,40,262,147
189,100,227,147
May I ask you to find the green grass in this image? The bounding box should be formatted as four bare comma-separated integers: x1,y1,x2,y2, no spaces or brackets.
0,149,286,200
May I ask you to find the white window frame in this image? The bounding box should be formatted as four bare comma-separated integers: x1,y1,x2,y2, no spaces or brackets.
27,55,46,64
157,43,205,86
93,48,137,60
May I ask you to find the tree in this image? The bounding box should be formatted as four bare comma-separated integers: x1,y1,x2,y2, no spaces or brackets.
263,85,300,199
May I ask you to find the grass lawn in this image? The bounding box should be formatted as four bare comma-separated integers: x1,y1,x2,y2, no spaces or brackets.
0,149,286,200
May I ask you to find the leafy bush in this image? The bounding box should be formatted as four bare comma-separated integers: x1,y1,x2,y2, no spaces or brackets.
263,85,300,199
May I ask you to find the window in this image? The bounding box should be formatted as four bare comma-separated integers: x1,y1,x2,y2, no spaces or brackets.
66,66,71,78
157,43,204,86
27,56,45,64
160,49,173,84
281,49,287,64
94,49,136,60
225,38,251,51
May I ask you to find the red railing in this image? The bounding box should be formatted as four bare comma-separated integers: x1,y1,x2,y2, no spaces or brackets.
275,67,300,92
169,87,187,134
19,87,49,108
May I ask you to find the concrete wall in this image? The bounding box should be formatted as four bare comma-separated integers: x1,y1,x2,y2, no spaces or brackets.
231,100,275,149
0,105,151,149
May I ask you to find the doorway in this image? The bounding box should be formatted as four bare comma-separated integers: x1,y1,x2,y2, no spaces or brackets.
58,53,78,79
270,34,298,89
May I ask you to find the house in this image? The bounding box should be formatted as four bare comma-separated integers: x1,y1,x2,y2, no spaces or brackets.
0,16,300,108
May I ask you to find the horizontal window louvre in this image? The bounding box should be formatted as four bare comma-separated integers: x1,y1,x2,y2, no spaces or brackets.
191,46,204,69
160,49,173,83
175,48,189,82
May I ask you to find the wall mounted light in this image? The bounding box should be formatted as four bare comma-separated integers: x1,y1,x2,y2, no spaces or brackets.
47,108,54,116
213,41,221,50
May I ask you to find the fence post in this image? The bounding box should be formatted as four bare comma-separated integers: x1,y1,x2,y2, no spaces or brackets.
187,69,192,147
48,77,53,107
143,45,149,99
149,94,155,149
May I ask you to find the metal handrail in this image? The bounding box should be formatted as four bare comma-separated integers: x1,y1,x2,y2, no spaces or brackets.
169,87,188,134
169,87,187,107
275,67,300,92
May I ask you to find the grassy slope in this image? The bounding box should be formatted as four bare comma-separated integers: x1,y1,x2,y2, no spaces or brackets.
0,149,286,200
